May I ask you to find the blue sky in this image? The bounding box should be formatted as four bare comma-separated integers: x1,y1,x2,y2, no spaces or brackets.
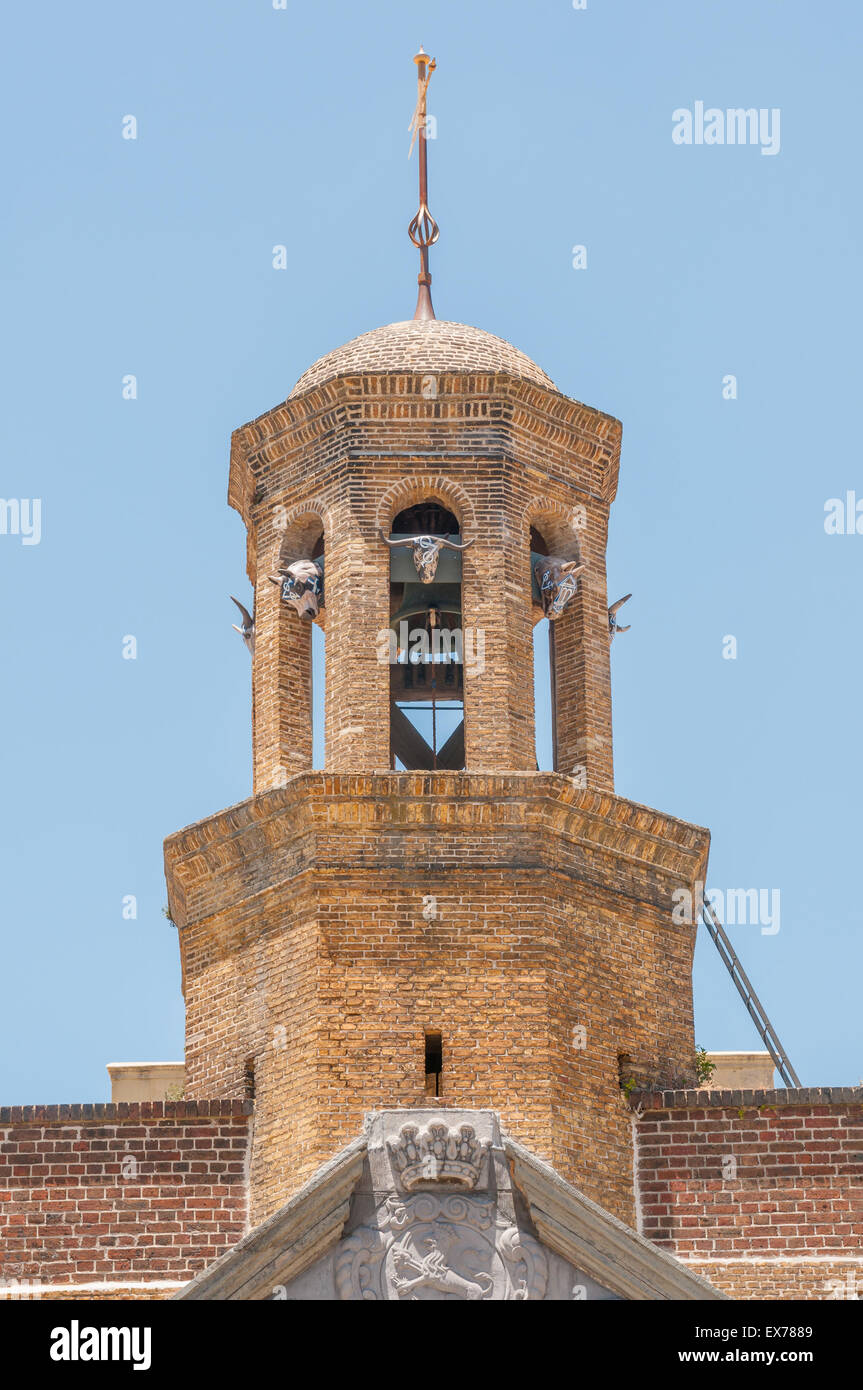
1,0,860,1102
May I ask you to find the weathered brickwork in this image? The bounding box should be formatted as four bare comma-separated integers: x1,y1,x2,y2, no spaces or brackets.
6,311,845,1302
290,320,558,395
0,1102,251,1299
165,772,710,1228
633,1089,863,1300
227,320,622,793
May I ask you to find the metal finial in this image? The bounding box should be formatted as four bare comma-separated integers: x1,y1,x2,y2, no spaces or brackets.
408,48,439,321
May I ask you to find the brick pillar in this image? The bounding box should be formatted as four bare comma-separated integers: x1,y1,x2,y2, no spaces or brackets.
324,506,391,771
540,505,614,792
252,562,314,794
503,522,541,771
462,535,510,771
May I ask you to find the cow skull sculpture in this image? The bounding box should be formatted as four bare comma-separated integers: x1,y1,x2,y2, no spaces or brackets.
380,530,475,584
380,525,475,581
608,593,632,642
535,557,588,620
269,558,324,619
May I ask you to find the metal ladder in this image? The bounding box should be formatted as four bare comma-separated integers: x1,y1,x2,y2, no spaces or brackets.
701,896,801,1088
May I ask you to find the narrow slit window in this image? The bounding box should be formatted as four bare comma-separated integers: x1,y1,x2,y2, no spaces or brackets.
530,525,557,771
424,1031,442,1096
244,1056,256,1101
617,1052,634,1096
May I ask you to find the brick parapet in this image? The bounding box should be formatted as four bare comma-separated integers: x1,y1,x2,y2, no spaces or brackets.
0,1105,252,1292
632,1086,863,1109
632,1093,863,1299
164,772,711,933
0,1101,252,1124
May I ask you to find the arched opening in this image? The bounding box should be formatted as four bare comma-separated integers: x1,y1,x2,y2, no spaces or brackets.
312,622,325,769
530,525,556,771
308,530,325,769
384,500,466,770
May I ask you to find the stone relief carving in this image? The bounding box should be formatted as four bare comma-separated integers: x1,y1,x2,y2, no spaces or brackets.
386,1121,489,1191
264,1114,620,1301
335,1194,548,1302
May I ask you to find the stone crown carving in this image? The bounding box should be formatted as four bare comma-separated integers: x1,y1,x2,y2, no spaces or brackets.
387,1122,490,1191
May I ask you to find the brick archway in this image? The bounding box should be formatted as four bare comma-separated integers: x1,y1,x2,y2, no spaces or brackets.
525,495,586,560
273,504,331,571
376,475,477,536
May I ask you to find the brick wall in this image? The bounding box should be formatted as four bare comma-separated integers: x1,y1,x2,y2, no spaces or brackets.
0,1102,251,1299
633,1088,863,1299
166,771,709,1228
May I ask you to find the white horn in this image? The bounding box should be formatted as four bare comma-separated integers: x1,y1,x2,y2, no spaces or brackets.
609,593,632,615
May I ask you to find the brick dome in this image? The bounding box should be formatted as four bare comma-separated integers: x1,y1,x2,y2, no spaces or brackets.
290,319,555,396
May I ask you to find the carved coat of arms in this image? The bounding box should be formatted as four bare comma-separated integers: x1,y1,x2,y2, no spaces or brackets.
335,1193,547,1302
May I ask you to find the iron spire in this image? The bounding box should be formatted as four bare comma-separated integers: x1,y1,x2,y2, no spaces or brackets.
408,47,439,321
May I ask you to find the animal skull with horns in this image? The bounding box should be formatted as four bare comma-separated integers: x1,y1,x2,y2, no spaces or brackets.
379,530,474,583
269,559,324,619
608,593,632,642
535,557,588,619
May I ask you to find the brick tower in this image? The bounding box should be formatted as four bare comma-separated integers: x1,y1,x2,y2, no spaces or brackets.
5,50,858,1310
163,51,710,1237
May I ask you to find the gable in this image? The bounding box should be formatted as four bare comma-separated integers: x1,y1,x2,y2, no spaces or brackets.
175,1110,724,1302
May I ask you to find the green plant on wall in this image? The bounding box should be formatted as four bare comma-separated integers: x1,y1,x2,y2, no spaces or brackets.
695,1046,716,1087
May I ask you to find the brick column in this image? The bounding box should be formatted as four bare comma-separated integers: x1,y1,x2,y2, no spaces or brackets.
324,505,391,771
547,506,614,792
252,570,314,794
462,533,514,771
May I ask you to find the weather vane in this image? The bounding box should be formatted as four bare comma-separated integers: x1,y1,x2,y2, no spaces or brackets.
408,47,439,321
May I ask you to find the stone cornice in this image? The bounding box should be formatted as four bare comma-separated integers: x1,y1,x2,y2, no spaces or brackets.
163,772,710,931
228,373,622,525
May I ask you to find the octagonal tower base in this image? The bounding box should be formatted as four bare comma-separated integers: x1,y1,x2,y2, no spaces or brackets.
165,772,709,1228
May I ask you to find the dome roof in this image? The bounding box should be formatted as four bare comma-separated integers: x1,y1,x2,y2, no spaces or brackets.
290,319,555,397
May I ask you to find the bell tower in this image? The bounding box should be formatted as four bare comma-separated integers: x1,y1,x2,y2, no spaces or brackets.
164,52,710,1231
